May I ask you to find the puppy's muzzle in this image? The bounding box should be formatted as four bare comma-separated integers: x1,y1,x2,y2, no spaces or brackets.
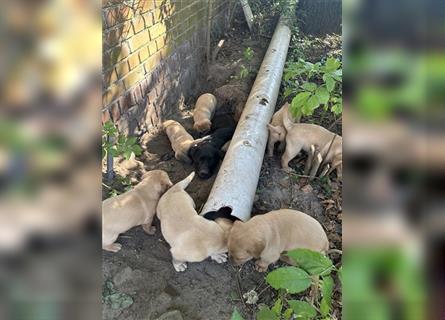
198,169,211,179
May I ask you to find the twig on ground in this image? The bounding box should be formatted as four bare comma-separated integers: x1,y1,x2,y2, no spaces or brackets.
328,116,342,130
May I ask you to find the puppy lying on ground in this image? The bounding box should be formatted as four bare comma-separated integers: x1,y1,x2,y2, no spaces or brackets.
163,120,195,164
279,110,342,178
267,102,290,156
193,93,217,134
188,127,235,179
228,209,328,272
157,172,232,272
102,170,172,252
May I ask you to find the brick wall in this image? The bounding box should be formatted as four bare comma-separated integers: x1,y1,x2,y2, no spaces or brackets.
102,0,231,135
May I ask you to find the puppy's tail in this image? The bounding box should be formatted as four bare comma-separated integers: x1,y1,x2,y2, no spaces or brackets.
282,108,294,131
174,171,195,190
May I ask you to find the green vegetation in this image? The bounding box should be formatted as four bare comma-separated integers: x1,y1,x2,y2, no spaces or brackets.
283,57,342,121
232,249,341,320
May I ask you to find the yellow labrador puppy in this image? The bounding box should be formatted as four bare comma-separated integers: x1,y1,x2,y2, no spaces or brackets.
102,170,173,252
193,93,217,134
163,120,195,164
157,172,231,272
279,110,342,178
266,102,290,156
228,209,328,272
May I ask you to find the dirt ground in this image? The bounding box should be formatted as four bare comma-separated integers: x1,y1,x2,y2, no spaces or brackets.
103,16,342,320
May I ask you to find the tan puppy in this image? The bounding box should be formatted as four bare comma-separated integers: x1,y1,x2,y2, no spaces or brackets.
163,120,195,164
157,172,231,272
102,170,173,252
193,93,217,133
279,110,342,178
267,102,290,156
228,209,329,272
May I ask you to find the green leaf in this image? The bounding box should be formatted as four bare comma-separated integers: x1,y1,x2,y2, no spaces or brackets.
331,103,342,115
325,76,335,92
325,58,341,72
320,275,334,317
110,148,119,157
271,298,282,316
301,82,317,92
315,86,330,105
256,306,278,320
266,266,311,294
124,150,132,160
126,136,137,145
283,87,294,98
132,145,142,156
301,95,320,116
292,92,311,108
231,308,245,320
288,300,317,319
283,308,294,320
286,249,334,276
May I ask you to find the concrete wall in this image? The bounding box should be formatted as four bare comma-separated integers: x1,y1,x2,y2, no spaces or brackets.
102,0,231,134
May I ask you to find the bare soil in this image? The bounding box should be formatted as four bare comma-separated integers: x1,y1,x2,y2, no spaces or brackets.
103,16,342,320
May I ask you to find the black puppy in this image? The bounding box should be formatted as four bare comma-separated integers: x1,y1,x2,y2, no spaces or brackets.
188,127,235,179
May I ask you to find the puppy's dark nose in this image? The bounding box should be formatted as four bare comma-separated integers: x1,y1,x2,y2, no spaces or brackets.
198,169,210,179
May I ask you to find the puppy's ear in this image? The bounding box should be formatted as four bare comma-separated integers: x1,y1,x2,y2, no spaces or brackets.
188,145,198,158
267,124,279,133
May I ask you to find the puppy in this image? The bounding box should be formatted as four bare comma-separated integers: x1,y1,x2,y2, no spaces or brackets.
193,93,217,134
228,209,329,272
102,170,173,252
188,127,235,179
163,120,195,164
156,172,231,272
280,110,342,178
267,102,290,156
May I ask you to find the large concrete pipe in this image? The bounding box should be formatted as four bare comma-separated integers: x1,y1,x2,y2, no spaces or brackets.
201,17,291,221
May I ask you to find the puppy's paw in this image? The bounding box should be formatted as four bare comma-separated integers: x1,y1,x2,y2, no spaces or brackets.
173,260,187,272
210,252,228,264
142,224,156,235
282,167,294,174
255,260,269,273
103,243,122,253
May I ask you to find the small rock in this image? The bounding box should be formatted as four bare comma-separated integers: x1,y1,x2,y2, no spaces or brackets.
301,184,313,194
156,310,184,320
113,267,133,286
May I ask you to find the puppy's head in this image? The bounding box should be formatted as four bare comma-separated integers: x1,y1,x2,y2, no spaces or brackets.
141,170,173,194
228,220,265,266
193,119,212,134
188,143,222,179
267,124,286,142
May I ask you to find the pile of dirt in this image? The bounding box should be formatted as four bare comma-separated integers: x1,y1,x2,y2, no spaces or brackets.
103,15,342,320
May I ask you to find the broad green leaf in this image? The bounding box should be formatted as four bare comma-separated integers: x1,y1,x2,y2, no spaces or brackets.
256,306,278,320
127,136,137,145
283,308,294,320
326,76,335,92
331,103,342,115
231,308,245,320
320,275,334,317
291,92,311,108
288,300,317,319
305,95,320,113
315,86,330,105
325,58,341,72
132,145,142,155
110,148,119,157
266,266,311,293
271,298,282,316
283,87,294,98
124,150,132,160
286,249,334,276
301,82,317,92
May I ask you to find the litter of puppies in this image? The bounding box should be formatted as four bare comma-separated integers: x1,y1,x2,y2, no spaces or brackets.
102,97,342,273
